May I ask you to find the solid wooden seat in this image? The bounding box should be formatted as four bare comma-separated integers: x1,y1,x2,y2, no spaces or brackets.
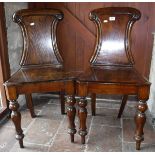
78,66,148,84
5,67,77,85
4,9,78,148
76,7,150,150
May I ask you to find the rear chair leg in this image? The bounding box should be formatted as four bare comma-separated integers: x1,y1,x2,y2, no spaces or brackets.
117,95,128,118
91,93,96,116
25,94,36,118
60,92,66,115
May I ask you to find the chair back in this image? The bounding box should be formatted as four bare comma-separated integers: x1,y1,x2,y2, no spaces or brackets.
89,7,141,67
13,9,63,67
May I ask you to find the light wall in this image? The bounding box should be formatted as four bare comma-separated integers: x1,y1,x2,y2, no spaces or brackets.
4,2,28,104
4,2,28,74
148,34,155,118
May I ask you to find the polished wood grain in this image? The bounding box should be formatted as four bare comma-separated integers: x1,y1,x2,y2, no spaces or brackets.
4,6,152,150
28,2,154,123
89,7,140,66
13,9,63,67
76,7,150,150
5,67,78,85
77,66,148,84
12,8,66,117
4,9,80,148
29,2,155,78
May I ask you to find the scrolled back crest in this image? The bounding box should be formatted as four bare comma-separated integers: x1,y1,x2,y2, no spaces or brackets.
89,7,141,21
13,8,64,23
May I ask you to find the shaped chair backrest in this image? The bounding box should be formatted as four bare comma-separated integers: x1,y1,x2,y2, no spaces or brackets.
89,7,141,67
13,9,63,68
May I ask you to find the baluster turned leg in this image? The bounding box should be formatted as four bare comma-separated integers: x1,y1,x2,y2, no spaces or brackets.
65,95,77,142
134,100,148,150
78,97,88,144
9,100,24,148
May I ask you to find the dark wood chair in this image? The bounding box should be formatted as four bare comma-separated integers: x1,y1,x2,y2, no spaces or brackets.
76,7,150,150
4,9,78,148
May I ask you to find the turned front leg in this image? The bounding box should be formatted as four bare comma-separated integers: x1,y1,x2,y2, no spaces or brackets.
78,97,88,144
134,100,148,150
9,100,24,148
65,95,77,142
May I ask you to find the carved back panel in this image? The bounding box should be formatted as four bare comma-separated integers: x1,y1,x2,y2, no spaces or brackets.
89,7,141,67
13,9,63,67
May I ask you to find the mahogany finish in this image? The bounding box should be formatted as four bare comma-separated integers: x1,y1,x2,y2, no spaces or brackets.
13,8,66,118
90,7,140,67
28,2,155,78
76,7,150,150
12,9,63,67
3,6,151,151
4,9,80,148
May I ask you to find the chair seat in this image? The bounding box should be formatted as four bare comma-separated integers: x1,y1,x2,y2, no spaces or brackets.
5,66,81,86
78,66,149,85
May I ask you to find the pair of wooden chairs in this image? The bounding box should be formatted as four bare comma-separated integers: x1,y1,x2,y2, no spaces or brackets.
4,7,150,150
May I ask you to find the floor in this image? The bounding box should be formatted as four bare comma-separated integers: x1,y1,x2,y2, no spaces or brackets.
0,94,155,152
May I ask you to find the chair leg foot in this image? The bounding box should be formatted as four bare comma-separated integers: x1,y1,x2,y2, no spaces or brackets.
70,134,74,143
81,136,85,144
19,139,24,148
136,141,141,150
